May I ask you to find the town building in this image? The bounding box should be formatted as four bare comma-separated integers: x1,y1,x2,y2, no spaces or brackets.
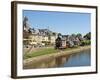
23,16,58,47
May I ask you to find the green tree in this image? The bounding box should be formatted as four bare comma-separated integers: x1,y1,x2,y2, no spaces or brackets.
76,33,83,41
84,32,91,40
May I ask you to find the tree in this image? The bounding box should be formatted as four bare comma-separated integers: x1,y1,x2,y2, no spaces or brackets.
71,34,76,41
76,33,82,37
76,33,83,41
71,34,76,37
52,32,56,36
55,36,62,49
58,33,62,38
84,32,91,40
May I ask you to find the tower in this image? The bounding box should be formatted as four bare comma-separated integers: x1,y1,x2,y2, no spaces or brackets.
23,16,30,31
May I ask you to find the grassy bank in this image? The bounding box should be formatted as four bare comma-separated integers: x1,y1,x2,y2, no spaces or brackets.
24,48,59,59
24,46,82,59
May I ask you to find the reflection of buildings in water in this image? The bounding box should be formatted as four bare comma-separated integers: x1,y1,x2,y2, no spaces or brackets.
65,55,71,63
55,55,71,67
23,54,72,69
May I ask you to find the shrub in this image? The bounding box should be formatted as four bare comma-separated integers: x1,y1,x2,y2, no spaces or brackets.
80,40,91,46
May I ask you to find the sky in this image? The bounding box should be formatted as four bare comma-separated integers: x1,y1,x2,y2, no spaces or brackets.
23,10,91,35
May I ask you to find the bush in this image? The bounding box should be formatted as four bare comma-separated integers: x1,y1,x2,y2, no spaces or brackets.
80,40,91,46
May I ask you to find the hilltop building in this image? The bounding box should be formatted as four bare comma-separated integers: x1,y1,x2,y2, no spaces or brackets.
23,16,58,47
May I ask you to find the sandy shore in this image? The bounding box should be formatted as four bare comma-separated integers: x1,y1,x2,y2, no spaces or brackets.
23,46,90,67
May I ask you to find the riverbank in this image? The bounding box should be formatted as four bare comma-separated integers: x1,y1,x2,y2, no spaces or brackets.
23,46,90,68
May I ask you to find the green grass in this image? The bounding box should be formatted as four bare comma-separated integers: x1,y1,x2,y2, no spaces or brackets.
23,46,80,59
24,48,60,59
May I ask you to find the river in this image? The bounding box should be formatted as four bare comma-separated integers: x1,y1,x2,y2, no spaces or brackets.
59,49,91,67
23,49,91,69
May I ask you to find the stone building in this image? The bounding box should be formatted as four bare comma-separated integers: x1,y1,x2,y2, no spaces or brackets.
23,16,58,47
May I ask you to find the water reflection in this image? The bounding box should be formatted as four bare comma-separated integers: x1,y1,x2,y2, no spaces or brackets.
60,50,91,67
23,49,91,69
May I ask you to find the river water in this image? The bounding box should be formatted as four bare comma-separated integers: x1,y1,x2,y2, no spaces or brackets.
59,49,91,67
24,49,91,69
